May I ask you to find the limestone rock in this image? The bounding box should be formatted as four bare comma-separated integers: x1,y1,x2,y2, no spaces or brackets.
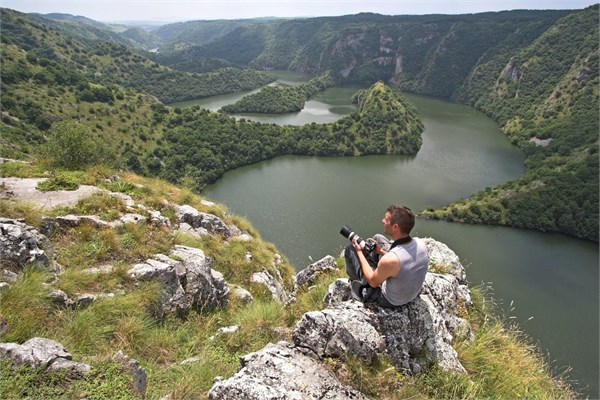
294,271,469,375
295,255,338,290
0,337,91,378
175,204,241,239
128,245,229,317
251,269,291,303
293,302,385,363
0,218,55,271
323,278,352,306
425,238,467,284
208,341,368,400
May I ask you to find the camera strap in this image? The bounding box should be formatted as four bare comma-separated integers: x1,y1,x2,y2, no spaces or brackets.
390,236,412,250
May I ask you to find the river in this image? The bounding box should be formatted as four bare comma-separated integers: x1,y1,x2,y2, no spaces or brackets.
173,71,599,397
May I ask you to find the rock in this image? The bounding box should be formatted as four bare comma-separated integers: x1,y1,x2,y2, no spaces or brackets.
0,218,55,271
175,205,241,239
293,302,385,363
1,269,18,283
112,350,147,396
323,278,352,306
55,215,109,229
0,337,91,378
231,285,254,305
425,238,467,284
293,271,469,375
208,341,369,400
251,269,291,304
128,245,229,317
48,358,92,378
148,210,172,228
48,289,75,308
295,255,338,290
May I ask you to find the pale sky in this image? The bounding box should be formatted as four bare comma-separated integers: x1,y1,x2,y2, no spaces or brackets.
0,0,596,22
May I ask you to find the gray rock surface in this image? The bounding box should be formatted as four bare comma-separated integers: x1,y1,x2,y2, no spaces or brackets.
128,245,229,317
0,337,91,378
295,255,338,290
112,350,147,396
0,218,55,271
208,341,369,400
293,239,470,375
175,205,241,239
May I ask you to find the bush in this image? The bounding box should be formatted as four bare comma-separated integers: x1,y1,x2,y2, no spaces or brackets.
36,171,85,191
40,121,114,170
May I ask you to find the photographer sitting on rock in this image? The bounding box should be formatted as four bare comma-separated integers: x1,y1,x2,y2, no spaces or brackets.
344,205,429,307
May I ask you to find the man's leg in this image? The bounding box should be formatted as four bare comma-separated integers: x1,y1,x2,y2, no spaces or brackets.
344,243,364,282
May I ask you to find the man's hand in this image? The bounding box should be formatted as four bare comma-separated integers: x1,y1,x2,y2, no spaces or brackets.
351,238,362,252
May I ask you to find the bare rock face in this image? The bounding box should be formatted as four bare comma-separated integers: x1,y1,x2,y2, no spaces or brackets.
0,218,56,272
208,341,369,400
128,245,229,317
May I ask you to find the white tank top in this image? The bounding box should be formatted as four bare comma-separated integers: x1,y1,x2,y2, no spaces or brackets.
381,237,428,306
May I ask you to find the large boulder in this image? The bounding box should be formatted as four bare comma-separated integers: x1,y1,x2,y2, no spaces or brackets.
0,218,56,272
293,238,471,375
128,245,229,317
208,341,369,400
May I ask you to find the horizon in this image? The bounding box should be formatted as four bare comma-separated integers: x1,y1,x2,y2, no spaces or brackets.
1,0,597,23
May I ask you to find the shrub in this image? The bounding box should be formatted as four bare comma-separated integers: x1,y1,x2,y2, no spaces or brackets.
40,121,114,170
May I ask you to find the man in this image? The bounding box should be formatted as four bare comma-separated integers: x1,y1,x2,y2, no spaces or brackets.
345,205,429,307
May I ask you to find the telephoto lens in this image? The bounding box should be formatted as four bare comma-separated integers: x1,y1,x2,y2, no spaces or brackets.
340,225,373,252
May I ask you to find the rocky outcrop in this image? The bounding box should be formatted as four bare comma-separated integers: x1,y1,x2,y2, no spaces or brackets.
128,245,229,317
0,337,91,378
211,238,471,397
0,218,56,272
208,341,369,400
175,204,242,239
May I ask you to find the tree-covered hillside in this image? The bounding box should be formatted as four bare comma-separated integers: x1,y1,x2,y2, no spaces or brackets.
0,8,274,165
0,9,423,191
160,81,423,189
160,6,599,241
220,71,336,114
422,6,599,241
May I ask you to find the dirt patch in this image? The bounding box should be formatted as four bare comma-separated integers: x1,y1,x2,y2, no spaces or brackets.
1,177,103,210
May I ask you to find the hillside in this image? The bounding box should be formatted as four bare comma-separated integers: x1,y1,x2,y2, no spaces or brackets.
0,163,577,398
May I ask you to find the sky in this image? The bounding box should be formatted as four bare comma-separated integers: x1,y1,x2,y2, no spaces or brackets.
0,0,596,22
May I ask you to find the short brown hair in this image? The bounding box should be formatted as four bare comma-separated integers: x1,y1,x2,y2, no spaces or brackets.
387,205,415,234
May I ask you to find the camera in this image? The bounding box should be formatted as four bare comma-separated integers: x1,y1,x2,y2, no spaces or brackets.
340,225,376,254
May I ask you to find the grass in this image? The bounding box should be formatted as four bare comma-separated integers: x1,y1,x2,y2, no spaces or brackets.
0,167,577,399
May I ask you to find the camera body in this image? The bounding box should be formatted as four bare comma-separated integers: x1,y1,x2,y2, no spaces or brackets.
340,225,376,254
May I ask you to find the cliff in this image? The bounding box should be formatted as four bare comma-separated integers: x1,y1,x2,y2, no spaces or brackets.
0,170,575,398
